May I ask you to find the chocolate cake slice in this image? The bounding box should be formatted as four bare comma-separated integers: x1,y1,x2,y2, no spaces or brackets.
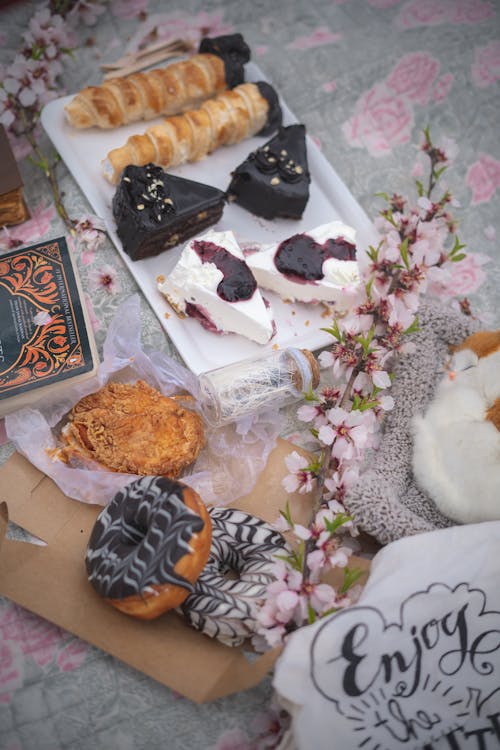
226,124,310,220
112,163,226,261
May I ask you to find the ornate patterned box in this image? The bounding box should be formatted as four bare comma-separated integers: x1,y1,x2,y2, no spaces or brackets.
0,236,98,417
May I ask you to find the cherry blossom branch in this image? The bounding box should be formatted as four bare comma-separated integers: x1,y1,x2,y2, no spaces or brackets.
254,128,484,651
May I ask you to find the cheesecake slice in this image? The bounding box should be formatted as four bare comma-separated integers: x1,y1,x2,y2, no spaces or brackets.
157,229,275,344
246,221,360,304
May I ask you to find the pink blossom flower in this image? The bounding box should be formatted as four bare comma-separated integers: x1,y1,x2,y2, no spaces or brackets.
67,1,107,27
466,153,500,204
427,254,489,298
342,83,414,157
386,290,419,329
110,0,148,20
88,263,121,294
318,407,369,461
74,214,107,263
0,202,56,250
212,728,252,750
251,707,290,749
255,45,269,56
471,40,500,88
386,52,440,105
282,451,317,494
395,0,494,29
432,73,454,102
484,225,496,241
0,640,23,704
296,402,330,429
286,27,342,51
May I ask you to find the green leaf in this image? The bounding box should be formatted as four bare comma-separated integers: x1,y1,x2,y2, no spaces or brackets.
374,191,391,202
415,180,424,197
324,512,353,535
403,316,420,335
399,236,410,269
320,319,343,341
341,567,366,594
434,165,448,179
307,604,317,624
279,501,294,528
451,253,466,262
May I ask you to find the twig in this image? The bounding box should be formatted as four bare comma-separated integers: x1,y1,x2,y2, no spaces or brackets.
101,38,193,79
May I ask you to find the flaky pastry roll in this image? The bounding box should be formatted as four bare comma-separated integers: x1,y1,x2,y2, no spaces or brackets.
101,81,282,185
64,33,251,129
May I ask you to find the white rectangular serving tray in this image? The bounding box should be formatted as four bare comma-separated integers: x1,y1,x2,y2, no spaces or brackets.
41,61,378,375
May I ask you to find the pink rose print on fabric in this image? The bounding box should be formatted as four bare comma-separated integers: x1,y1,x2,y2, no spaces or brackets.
56,640,90,672
342,82,414,157
395,0,494,29
322,79,337,93
287,27,342,50
432,72,454,101
466,153,500,204
451,0,496,24
386,52,440,105
0,202,57,250
110,0,148,19
0,604,64,668
428,253,490,298
0,641,24,704
471,40,500,88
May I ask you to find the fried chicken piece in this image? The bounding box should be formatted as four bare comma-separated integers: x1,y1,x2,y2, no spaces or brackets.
59,380,205,478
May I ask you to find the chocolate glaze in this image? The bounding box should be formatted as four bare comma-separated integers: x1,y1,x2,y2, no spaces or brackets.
112,164,225,261
180,507,289,647
198,33,251,88
255,81,282,136
85,476,206,600
227,124,310,220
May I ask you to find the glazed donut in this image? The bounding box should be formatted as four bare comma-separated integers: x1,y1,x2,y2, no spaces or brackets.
85,475,212,620
179,507,289,646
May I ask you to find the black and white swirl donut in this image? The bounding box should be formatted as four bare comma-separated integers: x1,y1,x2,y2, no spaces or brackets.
179,507,289,646
85,475,212,619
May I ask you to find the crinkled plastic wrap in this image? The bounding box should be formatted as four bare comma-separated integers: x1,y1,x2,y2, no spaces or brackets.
5,295,283,507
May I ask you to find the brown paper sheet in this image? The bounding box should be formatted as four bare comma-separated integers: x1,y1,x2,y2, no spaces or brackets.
0,439,370,702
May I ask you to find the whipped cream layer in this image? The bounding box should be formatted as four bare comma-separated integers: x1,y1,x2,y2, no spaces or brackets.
246,221,360,304
157,229,274,344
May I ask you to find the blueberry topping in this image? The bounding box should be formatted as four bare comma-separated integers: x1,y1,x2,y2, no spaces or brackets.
275,233,356,281
193,240,257,302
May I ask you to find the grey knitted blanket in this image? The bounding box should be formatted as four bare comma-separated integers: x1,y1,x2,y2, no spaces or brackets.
345,299,480,545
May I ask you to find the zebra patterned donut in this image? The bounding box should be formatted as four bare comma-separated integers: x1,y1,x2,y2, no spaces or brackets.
86,475,212,620
179,507,289,646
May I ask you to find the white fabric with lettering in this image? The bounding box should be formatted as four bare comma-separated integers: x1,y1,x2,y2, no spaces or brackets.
273,521,500,750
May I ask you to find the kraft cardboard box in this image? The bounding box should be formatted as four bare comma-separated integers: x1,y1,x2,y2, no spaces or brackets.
0,439,371,703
